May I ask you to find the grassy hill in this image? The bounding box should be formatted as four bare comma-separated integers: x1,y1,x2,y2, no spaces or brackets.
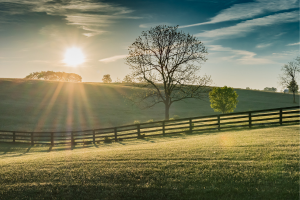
0,78,298,132
0,125,298,199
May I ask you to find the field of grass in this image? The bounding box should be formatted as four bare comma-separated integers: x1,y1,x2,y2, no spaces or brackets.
0,78,298,132
0,125,299,200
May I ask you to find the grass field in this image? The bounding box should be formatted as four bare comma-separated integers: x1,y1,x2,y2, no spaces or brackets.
0,78,298,132
0,125,299,200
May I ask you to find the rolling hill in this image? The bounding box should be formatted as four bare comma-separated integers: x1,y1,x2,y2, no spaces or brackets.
0,78,298,132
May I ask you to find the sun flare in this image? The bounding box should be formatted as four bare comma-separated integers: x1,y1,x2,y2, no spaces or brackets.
63,47,85,66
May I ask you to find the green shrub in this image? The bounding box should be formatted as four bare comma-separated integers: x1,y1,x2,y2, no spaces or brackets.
147,119,154,123
134,120,140,124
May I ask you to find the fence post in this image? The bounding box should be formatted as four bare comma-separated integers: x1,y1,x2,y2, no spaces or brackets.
71,132,74,145
249,112,252,128
279,108,283,125
31,132,34,145
137,124,141,137
51,132,54,146
217,115,221,131
93,130,95,144
162,121,165,136
114,128,118,142
13,132,15,143
189,119,193,133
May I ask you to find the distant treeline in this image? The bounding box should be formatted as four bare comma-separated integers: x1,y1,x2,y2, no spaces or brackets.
25,71,82,82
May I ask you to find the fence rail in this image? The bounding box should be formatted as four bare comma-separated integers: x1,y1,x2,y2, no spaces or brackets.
0,106,299,146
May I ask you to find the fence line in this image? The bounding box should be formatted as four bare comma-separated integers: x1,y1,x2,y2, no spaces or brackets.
0,106,299,146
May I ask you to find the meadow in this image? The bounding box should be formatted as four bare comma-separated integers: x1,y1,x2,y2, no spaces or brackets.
0,125,298,200
0,78,298,132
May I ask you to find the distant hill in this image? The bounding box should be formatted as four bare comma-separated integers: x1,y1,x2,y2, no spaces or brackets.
0,78,298,132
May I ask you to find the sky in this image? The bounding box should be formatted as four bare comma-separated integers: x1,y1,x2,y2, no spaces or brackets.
0,0,299,90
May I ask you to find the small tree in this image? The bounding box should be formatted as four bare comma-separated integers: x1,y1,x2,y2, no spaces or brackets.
279,56,300,103
102,74,112,83
209,86,238,114
126,25,212,120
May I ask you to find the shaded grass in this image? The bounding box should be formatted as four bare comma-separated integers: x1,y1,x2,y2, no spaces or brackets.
0,125,299,200
0,78,298,132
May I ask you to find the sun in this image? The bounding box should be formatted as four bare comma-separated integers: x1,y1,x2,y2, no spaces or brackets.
63,47,85,66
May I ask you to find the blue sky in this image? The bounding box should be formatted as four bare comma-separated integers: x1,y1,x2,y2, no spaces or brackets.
0,0,299,90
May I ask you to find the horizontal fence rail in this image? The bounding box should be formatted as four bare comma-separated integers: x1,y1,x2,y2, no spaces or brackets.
0,106,299,146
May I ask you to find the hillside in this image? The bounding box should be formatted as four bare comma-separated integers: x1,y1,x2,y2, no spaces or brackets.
0,125,298,200
0,78,298,131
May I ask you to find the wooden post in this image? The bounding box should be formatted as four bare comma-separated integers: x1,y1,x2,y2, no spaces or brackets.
189,119,193,133
93,130,95,144
217,115,221,131
162,121,165,136
31,132,34,145
114,128,118,142
51,132,54,146
279,108,283,125
71,132,74,145
13,132,15,143
249,112,252,128
137,124,141,137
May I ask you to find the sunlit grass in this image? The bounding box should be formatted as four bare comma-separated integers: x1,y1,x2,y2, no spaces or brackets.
0,125,298,199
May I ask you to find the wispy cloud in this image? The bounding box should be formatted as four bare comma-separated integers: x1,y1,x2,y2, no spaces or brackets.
287,42,300,46
256,43,272,48
99,55,127,63
195,11,298,39
0,0,138,37
180,0,298,28
208,45,274,65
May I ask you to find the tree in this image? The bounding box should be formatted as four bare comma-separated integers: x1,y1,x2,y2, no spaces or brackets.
287,79,299,95
122,74,134,83
279,56,300,103
102,74,112,83
25,71,82,82
125,25,212,120
209,86,238,114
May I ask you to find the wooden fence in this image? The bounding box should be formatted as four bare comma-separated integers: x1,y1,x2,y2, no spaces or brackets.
0,106,299,146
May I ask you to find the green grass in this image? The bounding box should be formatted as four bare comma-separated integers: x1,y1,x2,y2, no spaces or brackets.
0,125,299,200
0,78,298,132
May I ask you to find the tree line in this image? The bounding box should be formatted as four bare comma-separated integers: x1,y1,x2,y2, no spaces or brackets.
25,71,82,82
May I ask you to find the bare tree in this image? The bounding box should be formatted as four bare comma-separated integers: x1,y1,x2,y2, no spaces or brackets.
279,56,300,103
125,25,212,120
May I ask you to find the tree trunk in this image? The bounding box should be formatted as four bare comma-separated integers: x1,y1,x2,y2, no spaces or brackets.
165,103,170,120
293,92,296,103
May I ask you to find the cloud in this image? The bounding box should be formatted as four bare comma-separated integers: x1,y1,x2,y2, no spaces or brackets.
287,42,300,46
195,11,298,39
99,55,127,63
180,0,298,28
0,0,138,37
256,43,272,48
208,45,274,65
39,24,61,37
139,22,173,28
